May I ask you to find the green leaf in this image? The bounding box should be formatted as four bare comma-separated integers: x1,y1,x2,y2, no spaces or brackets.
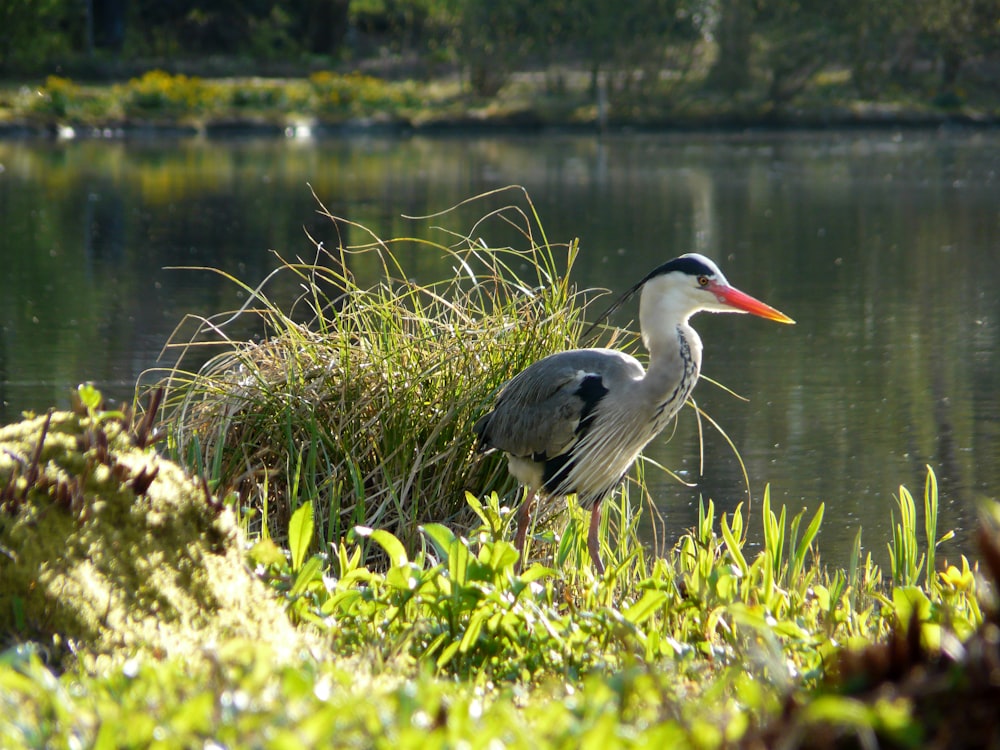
720,512,748,577
811,583,831,611
697,498,715,545
92,720,116,750
772,619,811,640
459,609,488,653
335,542,362,579
249,538,287,569
465,491,489,527
321,589,361,616
480,540,520,573
761,487,786,576
803,696,874,728
924,465,939,589
386,563,418,591
623,589,668,626
448,534,471,587
289,554,324,597
847,527,862,599
288,501,314,572
355,527,408,567
169,691,215,734
519,565,557,583
420,523,457,563
77,382,102,411
892,585,931,626
436,639,461,669
793,503,824,574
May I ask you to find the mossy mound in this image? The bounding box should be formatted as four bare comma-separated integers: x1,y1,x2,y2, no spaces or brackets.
0,406,306,668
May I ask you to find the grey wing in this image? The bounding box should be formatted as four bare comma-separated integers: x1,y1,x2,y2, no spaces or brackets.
473,349,638,460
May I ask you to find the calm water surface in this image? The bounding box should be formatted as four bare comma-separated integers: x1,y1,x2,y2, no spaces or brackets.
1,129,998,566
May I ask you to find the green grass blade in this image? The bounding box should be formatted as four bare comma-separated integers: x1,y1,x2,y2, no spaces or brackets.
288,501,314,572
720,512,749,577
924,465,938,589
792,503,824,580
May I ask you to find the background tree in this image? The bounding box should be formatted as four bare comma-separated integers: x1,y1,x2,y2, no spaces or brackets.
92,0,127,51
844,0,912,98
707,0,754,93
0,0,80,73
451,0,533,96
564,0,700,96
0,0,997,118
917,0,1000,100
753,0,853,108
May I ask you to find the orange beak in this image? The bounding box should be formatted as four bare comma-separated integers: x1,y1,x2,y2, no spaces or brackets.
710,282,795,324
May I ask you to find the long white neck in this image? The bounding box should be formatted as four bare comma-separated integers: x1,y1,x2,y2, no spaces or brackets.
637,281,703,405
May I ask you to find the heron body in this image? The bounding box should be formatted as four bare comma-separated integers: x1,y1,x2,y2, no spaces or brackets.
473,253,793,574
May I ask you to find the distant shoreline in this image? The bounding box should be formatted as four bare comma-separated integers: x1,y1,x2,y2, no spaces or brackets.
3,107,998,141
4,65,998,141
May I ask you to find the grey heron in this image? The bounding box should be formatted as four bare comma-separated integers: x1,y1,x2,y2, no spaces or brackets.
473,253,794,574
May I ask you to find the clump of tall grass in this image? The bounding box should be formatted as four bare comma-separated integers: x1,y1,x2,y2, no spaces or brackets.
147,188,608,555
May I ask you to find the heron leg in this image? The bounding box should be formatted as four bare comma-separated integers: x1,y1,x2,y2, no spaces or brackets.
587,501,606,575
513,491,536,573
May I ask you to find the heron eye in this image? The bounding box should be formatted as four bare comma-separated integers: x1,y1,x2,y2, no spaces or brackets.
697,275,710,287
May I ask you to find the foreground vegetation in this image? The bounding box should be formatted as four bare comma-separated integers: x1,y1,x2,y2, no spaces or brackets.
2,194,998,747
2,440,996,747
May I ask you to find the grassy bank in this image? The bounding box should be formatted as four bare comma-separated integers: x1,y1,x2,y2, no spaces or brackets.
2,66,998,138
2,458,996,747
1,192,997,748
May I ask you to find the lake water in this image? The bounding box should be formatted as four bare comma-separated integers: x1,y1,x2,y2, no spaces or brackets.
1,129,998,567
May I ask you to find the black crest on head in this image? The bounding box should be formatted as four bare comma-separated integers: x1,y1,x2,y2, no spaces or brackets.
642,255,715,285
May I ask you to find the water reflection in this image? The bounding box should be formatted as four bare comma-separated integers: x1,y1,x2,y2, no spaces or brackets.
1,130,998,566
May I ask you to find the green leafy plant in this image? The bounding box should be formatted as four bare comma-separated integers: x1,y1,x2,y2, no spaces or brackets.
887,466,955,589
242,468,980,693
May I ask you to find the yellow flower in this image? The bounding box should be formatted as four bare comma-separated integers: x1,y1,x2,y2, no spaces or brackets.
938,558,974,592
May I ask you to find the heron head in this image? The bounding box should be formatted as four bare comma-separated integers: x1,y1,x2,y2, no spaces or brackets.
580,252,793,345
642,253,795,324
